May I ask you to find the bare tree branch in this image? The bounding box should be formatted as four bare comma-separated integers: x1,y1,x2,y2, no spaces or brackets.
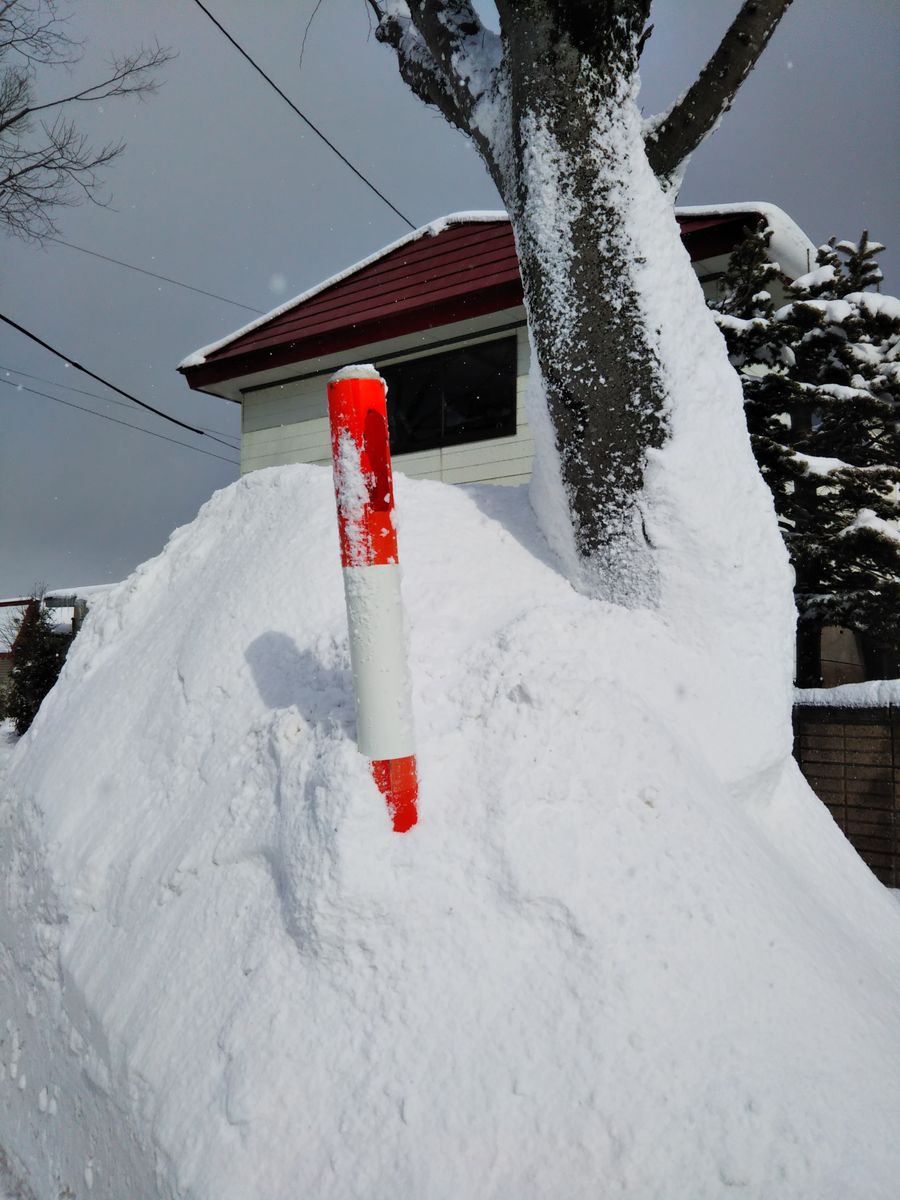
645,0,794,184
0,2,172,240
0,0,80,68
0,42,170,136
0,113,123,239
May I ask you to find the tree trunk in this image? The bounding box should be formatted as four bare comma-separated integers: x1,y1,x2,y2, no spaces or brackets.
373,0,797,778
493,8,666,601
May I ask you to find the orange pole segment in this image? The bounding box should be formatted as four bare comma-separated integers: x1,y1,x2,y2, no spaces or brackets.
327,368,419,833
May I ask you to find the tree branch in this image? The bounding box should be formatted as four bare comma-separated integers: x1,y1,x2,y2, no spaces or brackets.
0,6,172,241
0,114,124,239
368,2,466,130
0,42,171,137
367,0,502,179
645,0,794,183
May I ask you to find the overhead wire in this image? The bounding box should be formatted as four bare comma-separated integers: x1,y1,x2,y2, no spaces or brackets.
0,311,238,451
44,236,264,315
1,378,240,466
188,0,417,231
0,363,240,444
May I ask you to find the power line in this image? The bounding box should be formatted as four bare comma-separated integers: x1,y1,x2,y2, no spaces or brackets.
45,236,264,315
1,377,240,466
0,363,240,444
188,0,417,232
0,311,237,451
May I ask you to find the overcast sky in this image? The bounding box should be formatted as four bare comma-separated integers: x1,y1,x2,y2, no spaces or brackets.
1,0,897,599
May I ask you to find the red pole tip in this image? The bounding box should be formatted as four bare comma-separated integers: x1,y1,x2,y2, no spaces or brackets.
371,756,419,833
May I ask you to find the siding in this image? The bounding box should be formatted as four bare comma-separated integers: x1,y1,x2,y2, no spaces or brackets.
241,320,534,486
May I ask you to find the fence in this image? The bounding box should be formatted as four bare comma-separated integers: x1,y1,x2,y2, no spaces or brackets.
793,704,899,887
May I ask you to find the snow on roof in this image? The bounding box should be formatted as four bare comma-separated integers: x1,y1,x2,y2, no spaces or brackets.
177,212,509,370
676,201,816,281
180,204,817,371
0,584,118,651
42,583,118,603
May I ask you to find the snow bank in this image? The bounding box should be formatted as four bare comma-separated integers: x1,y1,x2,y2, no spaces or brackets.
797,678,900,707
2,467,899,1199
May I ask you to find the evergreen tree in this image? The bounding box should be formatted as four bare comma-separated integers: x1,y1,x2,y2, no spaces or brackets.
6,597,71,734
714,225,900,686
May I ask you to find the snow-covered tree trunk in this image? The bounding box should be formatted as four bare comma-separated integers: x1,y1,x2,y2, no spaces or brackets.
369,0,798,778
497,10,665,599
372,0,793,608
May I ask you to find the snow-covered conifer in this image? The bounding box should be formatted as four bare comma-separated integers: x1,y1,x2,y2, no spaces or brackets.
6,597,71,734
715,227,900,684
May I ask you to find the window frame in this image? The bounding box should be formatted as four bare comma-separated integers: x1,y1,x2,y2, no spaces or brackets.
378,333,518,457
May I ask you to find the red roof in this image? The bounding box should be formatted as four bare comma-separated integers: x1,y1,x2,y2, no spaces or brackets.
181,212,761,393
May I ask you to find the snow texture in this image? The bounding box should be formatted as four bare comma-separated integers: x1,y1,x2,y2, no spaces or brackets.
796,678,900,707
333,430,370,567
328,363,383,383
2,466,899,1199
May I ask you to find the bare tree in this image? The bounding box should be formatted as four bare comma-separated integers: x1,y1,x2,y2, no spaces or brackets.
365,1,793,603
0,0,172,241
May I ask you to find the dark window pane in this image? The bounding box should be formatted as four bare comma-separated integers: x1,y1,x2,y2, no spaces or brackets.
381,336,517,455
382,357,442,455
441,339,516,447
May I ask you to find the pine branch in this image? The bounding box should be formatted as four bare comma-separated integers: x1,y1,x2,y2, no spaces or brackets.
645,0,794,184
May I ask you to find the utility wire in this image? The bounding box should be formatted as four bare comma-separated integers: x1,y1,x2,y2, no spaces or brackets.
1,378,240,466
0,363,240,444
0,311,237,451
45,236,264,315
188,0,417,231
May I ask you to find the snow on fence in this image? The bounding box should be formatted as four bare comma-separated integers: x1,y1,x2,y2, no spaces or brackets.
793,703,899,886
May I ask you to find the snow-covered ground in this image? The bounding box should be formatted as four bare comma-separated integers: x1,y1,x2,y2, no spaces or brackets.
2,466,899,1199
796,678,900,707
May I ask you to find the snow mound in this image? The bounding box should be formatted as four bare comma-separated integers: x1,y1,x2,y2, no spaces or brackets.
2,467,899,1199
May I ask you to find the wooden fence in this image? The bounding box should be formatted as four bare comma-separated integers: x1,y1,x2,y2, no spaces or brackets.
793,704,899,887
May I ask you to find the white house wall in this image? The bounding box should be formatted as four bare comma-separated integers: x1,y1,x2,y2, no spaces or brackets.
240,315,534,486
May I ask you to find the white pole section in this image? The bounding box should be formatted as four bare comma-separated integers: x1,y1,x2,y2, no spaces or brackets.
327,366,418,832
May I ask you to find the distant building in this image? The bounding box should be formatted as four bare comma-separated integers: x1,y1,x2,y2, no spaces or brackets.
0,589,106,686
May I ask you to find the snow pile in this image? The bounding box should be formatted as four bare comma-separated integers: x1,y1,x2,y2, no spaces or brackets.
2,467,899,1199
797,678,900,707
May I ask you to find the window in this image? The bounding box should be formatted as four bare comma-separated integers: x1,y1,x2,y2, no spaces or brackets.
380,337,517,456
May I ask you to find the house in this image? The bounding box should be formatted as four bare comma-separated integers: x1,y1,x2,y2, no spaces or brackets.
178,204,814,486
178,211,897,883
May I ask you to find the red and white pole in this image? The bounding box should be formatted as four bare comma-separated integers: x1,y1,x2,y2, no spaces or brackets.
327,366,418,833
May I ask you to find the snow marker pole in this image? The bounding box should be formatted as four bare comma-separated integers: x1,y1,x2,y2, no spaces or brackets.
327,366,418,833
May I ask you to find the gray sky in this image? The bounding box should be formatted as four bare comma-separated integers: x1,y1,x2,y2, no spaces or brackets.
1,0,897,598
